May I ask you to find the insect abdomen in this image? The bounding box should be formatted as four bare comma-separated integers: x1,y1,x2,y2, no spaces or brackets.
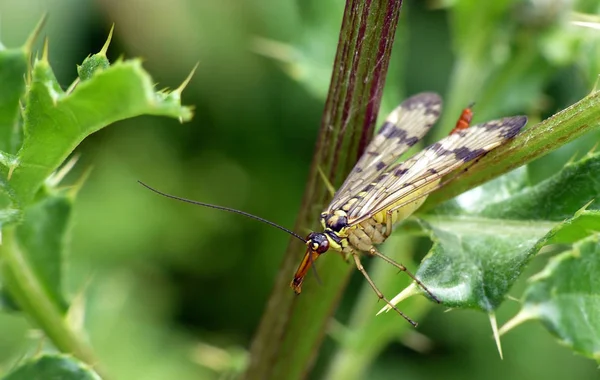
347,219,386,251
372,180,440,225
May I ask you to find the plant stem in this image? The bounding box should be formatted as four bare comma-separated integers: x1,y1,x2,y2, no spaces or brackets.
1,227,104,377
423,90,600,210
324,234,432,380
244,1,404,379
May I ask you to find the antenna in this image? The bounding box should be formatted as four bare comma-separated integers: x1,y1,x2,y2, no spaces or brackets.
138,181,307,243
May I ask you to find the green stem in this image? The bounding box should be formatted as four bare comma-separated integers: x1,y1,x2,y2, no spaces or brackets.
423,90,600,210
324,234,432,380
244,1,405,379
1,227,103,376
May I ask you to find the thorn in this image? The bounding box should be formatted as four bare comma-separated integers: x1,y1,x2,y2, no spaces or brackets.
588,141,599,155
593,75,600,94
41,37,49,63
489,312,503,360
7,165,15,181
327,318,350,343
576,199,595,215
24,13,48,53
99,24,115,57
66,276,94,333
498,308,536,337
47,153,81,187
573,21,600,31
68,165,94,198
565,150,579,166
317,166,336,197
376,282,419,315
174,62,199,95
400,330,434,354
250,36,296,63
66,77,81,95
7,157,19,180
505,295,521,304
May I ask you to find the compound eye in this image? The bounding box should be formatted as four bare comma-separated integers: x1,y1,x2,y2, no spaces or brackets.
316,238,329,253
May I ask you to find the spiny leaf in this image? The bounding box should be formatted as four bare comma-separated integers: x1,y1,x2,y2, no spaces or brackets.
2,354,101,380
382,152,600,313
501,234,600,361
0,48,28,155
4,56,193,205
4,191,73,313
0,27,195,369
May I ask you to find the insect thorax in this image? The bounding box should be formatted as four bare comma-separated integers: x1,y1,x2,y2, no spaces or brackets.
321,210,387,253
321,183,438,253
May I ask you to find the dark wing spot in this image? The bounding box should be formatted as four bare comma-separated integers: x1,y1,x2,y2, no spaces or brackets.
402,92,442,115
381,123,408,140
430,142,452,156
394,167,408,176
454,147,486,162
406,136,419,146
375,173,389,182
483,121,501,131
379,121,396,137
500,116,528,138
375,161,387,171
425,105,442,117
482,116,527,138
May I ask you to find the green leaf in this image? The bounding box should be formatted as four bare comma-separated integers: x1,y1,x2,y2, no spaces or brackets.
5,191,73,313
0,191,98,363
415,215,552,310
77,54,110,81
3,354,101,380
546,210,600,244
501,235,600,361
478,154,600,220
5,56,193,204
77,25,113,81
391,152,600,312
0,26,194,370
0,48,28,155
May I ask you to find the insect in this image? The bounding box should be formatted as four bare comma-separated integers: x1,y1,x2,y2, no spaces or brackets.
139,92,527,327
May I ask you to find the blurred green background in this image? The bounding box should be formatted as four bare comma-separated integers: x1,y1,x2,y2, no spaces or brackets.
0,0,599,379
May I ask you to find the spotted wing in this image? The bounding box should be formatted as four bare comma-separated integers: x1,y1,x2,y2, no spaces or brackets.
327,92,442,213
346,116,528,223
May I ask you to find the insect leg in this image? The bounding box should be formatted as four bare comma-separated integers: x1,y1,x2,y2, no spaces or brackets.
351,252,418,327
368,247,440,304
335,250,351,262
384,210,394,238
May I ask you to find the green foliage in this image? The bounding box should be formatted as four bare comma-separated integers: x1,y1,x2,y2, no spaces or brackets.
0,50,27,155
290,1,600,379
414,152,600,311
0,1,599,380
2,354,100,380
0,22,191,378
507,234,600,360
11,192,72,313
